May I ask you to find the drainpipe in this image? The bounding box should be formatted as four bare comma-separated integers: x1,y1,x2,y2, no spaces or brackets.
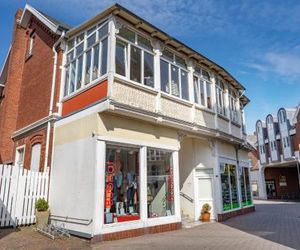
44,31,65,170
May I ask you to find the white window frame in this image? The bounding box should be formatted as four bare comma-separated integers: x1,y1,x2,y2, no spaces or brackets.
228,87,239,123
63,20,109,98
193,67,212,110
216,79,226,117
15,145,25,166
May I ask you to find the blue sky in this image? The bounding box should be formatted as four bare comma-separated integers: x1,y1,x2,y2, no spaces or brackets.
1,0,300,133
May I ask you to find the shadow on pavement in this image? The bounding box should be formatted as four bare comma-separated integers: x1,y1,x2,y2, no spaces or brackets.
221,201,300,249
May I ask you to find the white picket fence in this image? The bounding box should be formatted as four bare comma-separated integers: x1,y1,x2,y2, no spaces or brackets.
0,164,49,228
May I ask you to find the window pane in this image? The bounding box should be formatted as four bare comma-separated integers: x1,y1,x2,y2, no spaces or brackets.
221,165,231,211
67,51,74,64
76,56,83,90
240,168,247,205
200,80,205,106
87,33,96,47
76,33,84,43
171,65,179,97
101,38,108,75
67,39,75,51
245,168,252,204
193,76,199,104
130,45,141,83
85,50,91,85
30,144,41,172
104,146,140,224
87,26,96,35
118,26,135,43
98,23,108,40
76,42,84,56
116,40,126,76
69,62,76,93
181,70,189,100
144,52,154,87
92,44,99,80
202,69,210,80
64,66,70,96
229,165,239,209
160,60,169,93
138,35,152,51
175,55,186,69
206,82,212,109
162,49,173,61
147,149,174,218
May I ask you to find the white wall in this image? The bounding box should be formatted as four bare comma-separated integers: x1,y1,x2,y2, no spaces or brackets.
49,137,97,237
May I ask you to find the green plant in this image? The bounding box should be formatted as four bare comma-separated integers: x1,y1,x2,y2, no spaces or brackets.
35,198,49,212
201,203,211,214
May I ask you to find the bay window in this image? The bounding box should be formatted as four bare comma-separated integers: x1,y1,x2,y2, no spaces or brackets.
193,67,212,109
115,26,154,87
160,49,189,101
216,79,226,116
63,21,108,97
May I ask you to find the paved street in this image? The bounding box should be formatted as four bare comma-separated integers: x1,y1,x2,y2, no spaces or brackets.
0,200,299,249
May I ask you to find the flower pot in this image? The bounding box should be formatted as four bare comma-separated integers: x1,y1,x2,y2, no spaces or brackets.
36,210,49,228
201,212,210,222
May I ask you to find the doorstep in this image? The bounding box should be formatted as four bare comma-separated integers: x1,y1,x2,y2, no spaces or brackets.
91,222,181,242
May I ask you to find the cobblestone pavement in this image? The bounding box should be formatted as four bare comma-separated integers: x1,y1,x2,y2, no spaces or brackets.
223,199,300,250
0,200,297,250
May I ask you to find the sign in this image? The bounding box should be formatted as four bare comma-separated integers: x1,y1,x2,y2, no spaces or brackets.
279,175,287,187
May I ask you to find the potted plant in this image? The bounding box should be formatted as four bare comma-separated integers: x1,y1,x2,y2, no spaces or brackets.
200,203,211,222
35,198,49,228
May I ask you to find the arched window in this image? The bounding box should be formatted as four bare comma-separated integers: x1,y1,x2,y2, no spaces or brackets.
267,115,272,125
278,109,286,123
256,121,262,134
30,143,41,172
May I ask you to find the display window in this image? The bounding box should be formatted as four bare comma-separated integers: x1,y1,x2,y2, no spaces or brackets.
221,163,240,211
147,149,175,218
104,146,140,224
240,167,252,206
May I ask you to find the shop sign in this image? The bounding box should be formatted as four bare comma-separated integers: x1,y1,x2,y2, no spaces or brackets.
279,175,287,186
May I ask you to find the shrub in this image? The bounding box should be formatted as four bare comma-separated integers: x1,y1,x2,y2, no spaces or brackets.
201,203,211,214
35,198,49,212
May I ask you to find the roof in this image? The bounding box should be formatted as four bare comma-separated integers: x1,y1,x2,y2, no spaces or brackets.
66,3,250,104
20,4,71,34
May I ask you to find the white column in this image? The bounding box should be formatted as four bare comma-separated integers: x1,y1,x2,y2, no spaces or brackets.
173,151,181,220
210,74,218,129
139,146,147,221
213,141,222,218
187,60,195,103
153,40,162,113
107,16,117,97
92,140,106,236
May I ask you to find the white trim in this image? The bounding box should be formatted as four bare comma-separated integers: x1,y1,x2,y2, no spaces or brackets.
96,136,180,151
0,45,11,86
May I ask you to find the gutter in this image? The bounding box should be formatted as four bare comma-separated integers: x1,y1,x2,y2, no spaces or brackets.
44,31,65,170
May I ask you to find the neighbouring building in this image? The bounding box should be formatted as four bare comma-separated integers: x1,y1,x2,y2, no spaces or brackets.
251,103,300,200
0,3,254,241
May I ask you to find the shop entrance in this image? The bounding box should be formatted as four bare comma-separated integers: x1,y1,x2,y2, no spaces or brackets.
195,168,214,220
266,179,276,198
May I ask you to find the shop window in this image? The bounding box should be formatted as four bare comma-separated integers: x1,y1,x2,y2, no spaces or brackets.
104,146,140,224
220,163,239,211
147,149,174,218
240,167,252,206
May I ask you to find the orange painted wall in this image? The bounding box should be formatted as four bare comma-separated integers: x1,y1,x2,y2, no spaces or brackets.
62,80,108,116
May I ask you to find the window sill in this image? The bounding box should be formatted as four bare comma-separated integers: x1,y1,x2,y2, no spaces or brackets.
231,121,241,128
217,114,230,122
194,104,215,115
160,92,193,107
25,53,33,62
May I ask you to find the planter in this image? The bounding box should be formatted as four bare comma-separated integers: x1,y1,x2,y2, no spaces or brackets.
201,212,211,222
36,210,49,228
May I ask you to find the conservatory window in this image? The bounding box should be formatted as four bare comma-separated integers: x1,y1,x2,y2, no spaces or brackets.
193,67,212,109
229,88,239,123
64,21,109,97
160,49,189,101
115,25,154,87
216,79,226,116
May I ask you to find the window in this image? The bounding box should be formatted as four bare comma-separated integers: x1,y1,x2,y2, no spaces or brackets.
229,87,239,123
193,67,212,109
27,33,35,57
64,22,109,97
15,146,25,166
116,26,154,87
104,146,140,224
240,167,252,206
279,110,286,124
216,79,226,116
160,49,189,100
147,149,174,218
221,164,239,211
30,144,41,172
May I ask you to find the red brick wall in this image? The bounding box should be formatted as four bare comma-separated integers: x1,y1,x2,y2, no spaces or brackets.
0,10,27,163
16,16,59,130
265,167,299,199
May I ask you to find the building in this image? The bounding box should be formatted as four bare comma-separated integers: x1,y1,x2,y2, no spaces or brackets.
251,103,300,200
0,4,254,241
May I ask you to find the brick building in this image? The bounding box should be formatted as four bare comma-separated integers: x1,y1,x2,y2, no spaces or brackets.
251,103,300,200
1,4,254,241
